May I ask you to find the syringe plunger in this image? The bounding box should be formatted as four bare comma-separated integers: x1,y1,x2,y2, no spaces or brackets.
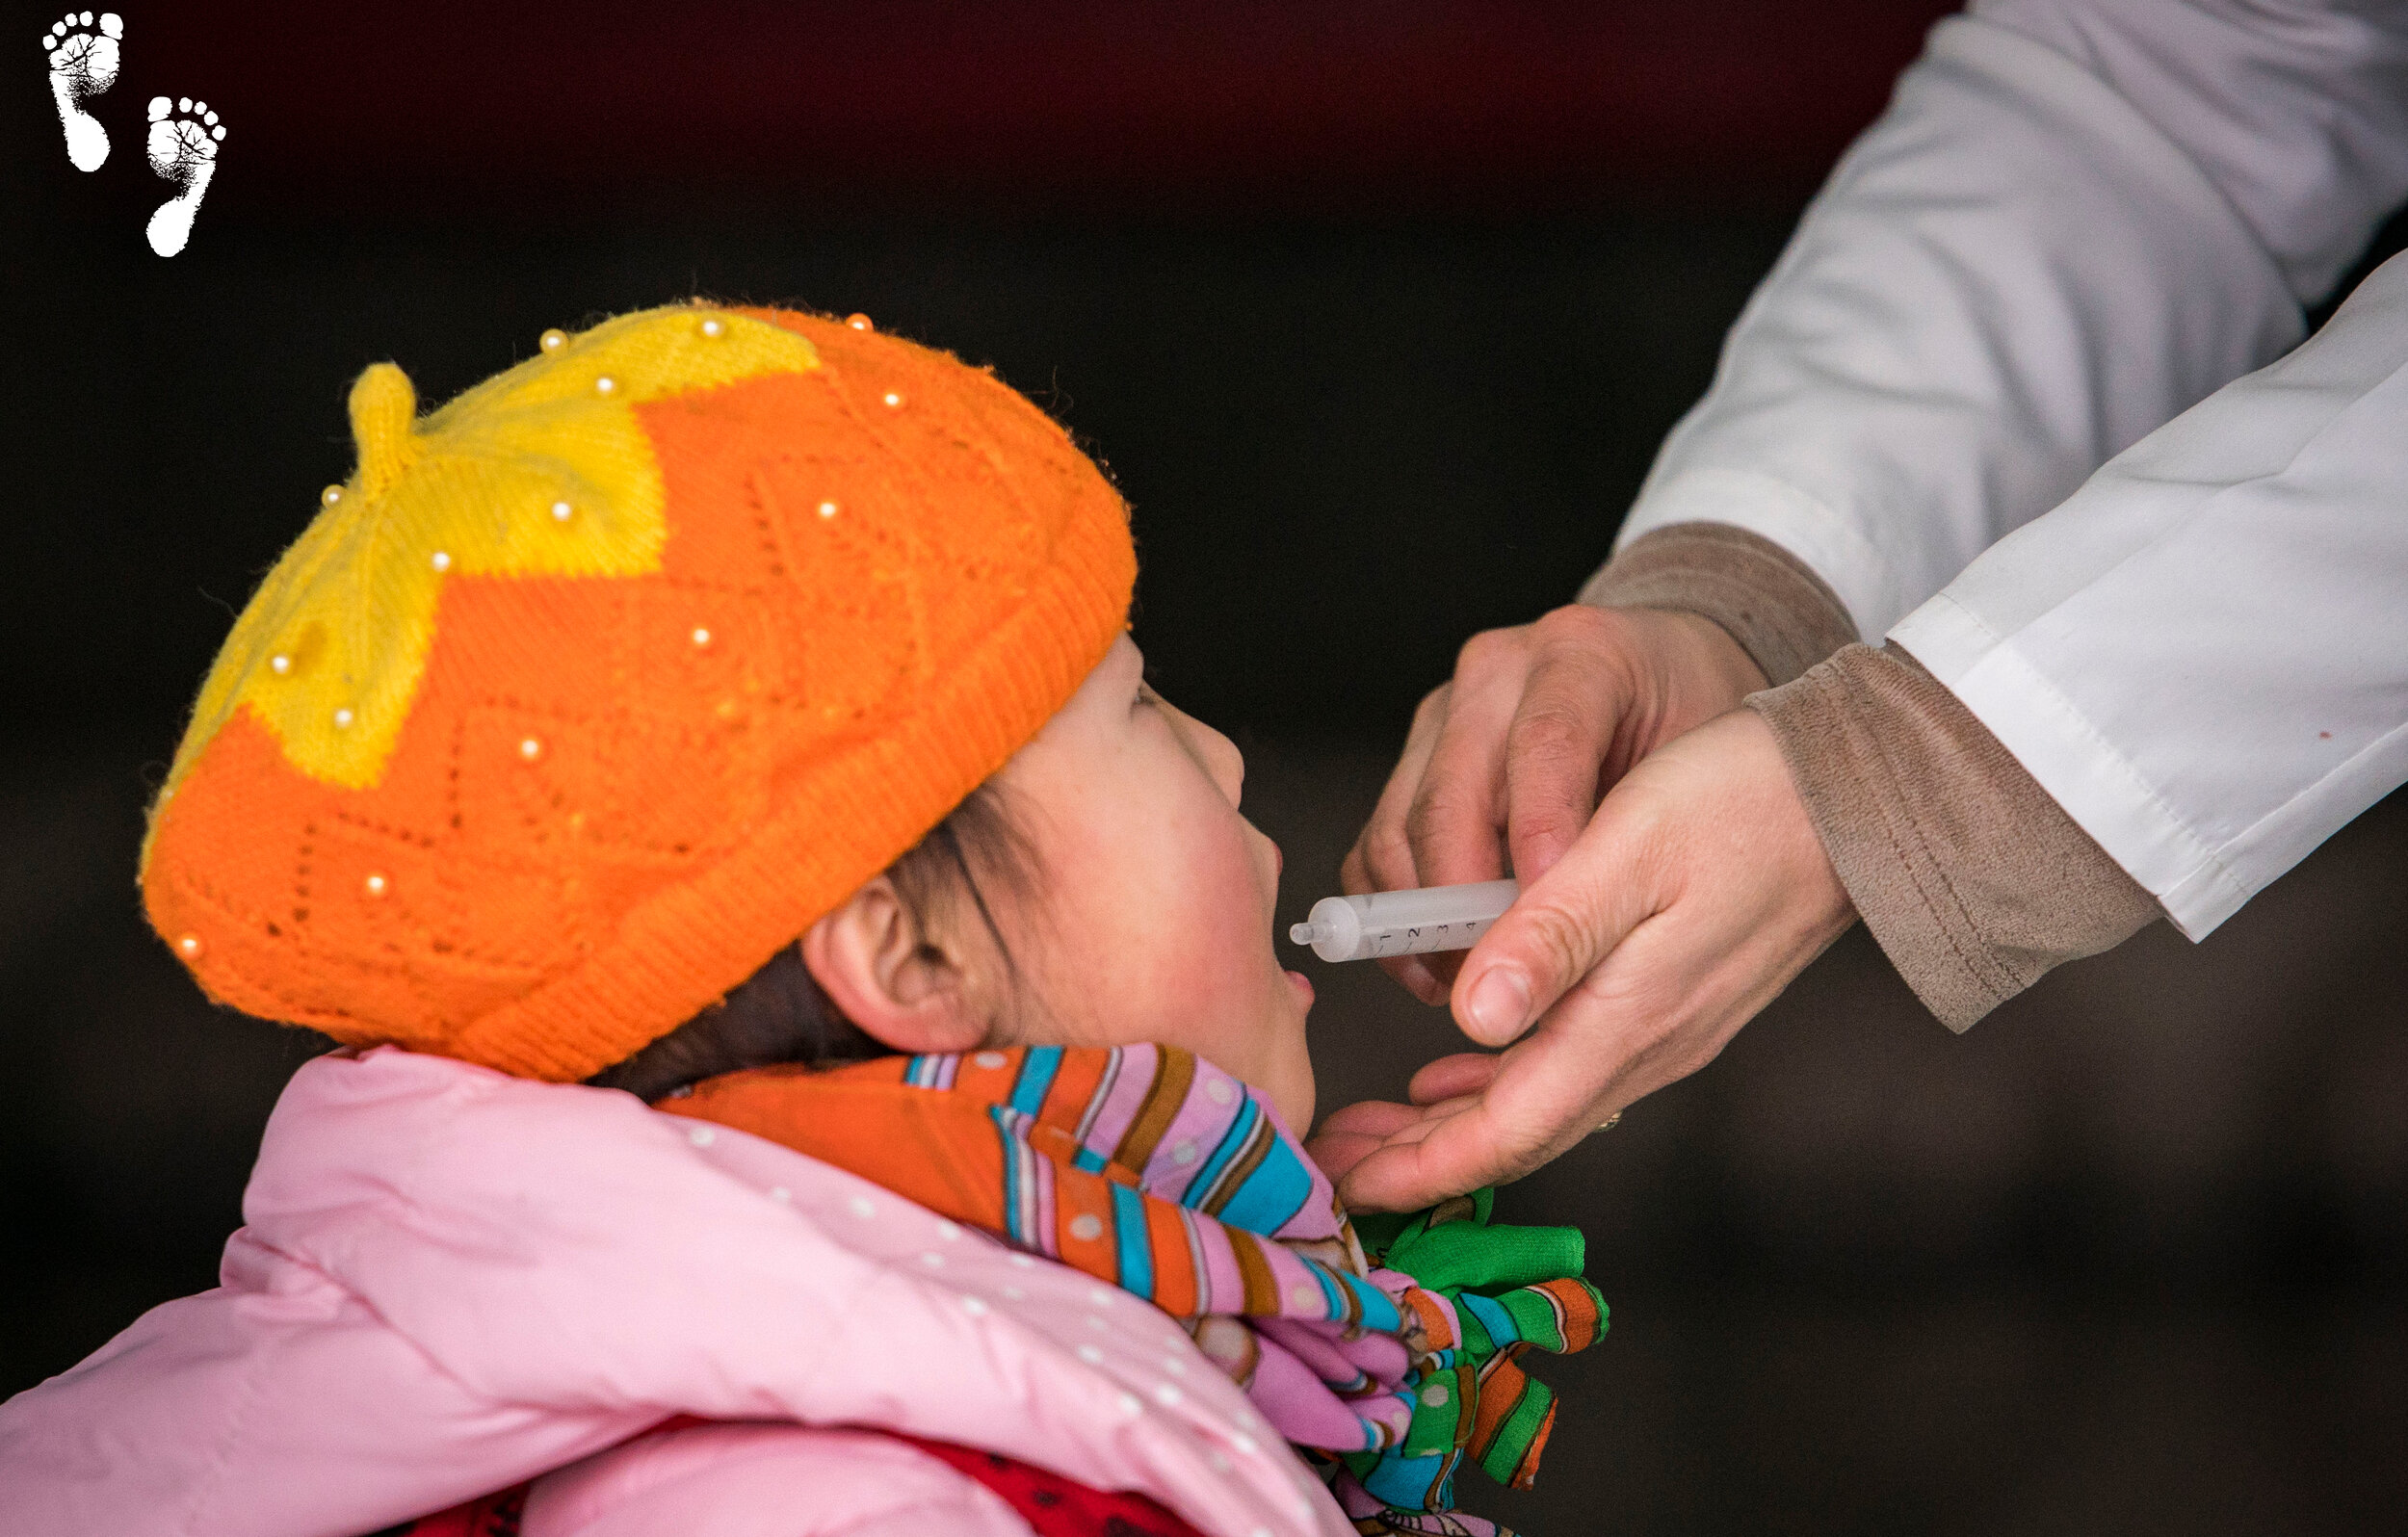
1287,878,1520,963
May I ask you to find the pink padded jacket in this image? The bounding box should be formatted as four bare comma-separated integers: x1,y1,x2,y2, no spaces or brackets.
0,1047,1348,1537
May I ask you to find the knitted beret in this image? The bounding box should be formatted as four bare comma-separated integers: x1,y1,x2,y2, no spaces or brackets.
142,304,1135,1081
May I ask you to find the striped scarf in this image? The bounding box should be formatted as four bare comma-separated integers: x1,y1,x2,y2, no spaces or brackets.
667,1044,1605,1536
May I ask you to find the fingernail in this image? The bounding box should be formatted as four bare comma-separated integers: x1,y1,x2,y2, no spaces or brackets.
1464,966,1531,1043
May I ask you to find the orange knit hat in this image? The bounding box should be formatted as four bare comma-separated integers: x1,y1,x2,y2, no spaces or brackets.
142,304,1135,1081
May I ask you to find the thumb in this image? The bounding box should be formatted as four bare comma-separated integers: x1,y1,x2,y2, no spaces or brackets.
1452,796,1665,1048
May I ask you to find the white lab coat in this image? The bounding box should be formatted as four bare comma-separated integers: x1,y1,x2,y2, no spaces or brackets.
1615,0,2408,938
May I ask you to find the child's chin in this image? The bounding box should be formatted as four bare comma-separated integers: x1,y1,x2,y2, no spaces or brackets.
1265,1038,1317,1133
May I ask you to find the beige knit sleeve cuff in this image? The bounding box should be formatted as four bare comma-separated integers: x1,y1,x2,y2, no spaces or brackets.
1579,523,1859,689
1748,642,2161,1030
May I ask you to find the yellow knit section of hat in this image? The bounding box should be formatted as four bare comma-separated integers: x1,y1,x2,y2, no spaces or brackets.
161,308,818,802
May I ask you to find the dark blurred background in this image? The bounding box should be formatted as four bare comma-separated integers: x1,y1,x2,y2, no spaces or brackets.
5,2,2404,1531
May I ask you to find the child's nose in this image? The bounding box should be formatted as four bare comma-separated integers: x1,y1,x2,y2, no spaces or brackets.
1165,702,1244,806
1208,731,1245,807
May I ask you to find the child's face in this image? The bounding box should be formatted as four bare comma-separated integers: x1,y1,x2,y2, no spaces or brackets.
990,636,1316,1131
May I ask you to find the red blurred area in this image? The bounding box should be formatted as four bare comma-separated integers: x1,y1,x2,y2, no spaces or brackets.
130,0,1957,212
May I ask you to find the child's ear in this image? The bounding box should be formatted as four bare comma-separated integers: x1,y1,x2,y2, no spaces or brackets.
800,877,990,1056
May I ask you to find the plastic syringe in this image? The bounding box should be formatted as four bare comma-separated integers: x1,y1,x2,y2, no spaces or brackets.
1288,879,1520,963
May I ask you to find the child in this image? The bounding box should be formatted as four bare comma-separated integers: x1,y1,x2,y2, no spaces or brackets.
0,304,1601,1537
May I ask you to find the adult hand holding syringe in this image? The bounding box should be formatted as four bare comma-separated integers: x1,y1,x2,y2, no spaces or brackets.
1308,709,1852,1214
1289,879,1520,963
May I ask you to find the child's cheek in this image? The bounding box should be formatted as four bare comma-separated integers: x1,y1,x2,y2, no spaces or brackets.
1191,831,1281,1013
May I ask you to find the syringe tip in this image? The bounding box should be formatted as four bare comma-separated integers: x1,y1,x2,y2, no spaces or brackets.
1289,922,1316,946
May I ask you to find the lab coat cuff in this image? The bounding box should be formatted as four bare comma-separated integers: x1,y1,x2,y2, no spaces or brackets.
1891,592,2259,938
1613,468,1898,643
1750,641,2160,1030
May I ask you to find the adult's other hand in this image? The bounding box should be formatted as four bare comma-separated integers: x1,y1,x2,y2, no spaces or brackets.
1342,603,1765,1003
1310,709,1854,1211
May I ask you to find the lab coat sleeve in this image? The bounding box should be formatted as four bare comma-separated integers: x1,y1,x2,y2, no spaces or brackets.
1613,0,2408,640
1890,250,2408,937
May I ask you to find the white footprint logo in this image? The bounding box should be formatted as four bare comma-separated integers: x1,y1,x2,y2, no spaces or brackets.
145,95,225,257
42,11,121,172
